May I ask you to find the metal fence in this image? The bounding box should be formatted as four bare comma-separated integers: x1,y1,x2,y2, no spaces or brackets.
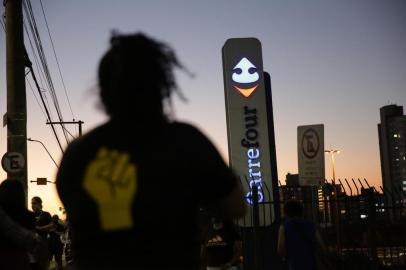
238,178,406,270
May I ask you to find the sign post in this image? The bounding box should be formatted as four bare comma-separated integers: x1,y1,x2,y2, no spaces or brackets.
222,38,276,226
223,38,280,270
298,124,325,226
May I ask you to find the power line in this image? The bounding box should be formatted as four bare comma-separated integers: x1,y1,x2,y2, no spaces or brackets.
24,17,47,92
39,0,75,120
61,125,76,139
0,20,4,57
26,78,47,120
22,0,68,146
24,0,59,113
25,48,64,153
23,0,70,144
42,90,55,121
25,0,65,121
0,14,5,32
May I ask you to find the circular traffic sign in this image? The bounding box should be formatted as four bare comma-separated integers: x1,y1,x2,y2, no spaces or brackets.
301,128,320,159
1,152,25,173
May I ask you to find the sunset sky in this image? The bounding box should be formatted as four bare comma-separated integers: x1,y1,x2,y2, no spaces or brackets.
1,0,405,215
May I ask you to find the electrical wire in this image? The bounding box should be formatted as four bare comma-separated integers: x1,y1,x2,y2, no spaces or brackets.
0,15,5,32
24,17,47,92
25,48,64,153
26,78,47,120
22,0,67,146
26,0,67,126
61,125,76,139
23,0,70,144
42,90,55,121
39,0,75,120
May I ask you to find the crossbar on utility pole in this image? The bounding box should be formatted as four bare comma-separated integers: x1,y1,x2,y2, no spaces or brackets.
5,0,28,197
46,120,84,137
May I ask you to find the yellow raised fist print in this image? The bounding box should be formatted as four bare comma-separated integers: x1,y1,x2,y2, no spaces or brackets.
83,147,137,231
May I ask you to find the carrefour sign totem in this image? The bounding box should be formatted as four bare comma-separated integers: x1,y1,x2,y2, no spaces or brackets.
222,38,274,226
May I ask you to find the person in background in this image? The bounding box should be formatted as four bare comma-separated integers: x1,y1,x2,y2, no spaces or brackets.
61,220,74,266
56,32,246,270
0,206,38,251
0,179,37,270
277,200,325,270
49,214,66,270
31,196,53,270
203,217,242,270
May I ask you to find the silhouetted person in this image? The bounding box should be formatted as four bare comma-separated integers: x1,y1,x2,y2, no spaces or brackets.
56,32,245,270
203,217,242,270
48,215,65,270
0,179,36,270
61,220,73,266
0,206,38,251
31,196,53,270
277,200,325,270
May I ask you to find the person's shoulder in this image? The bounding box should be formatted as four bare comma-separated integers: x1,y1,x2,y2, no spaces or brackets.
168,121,212,140
168,121,201,134
42,211,52,219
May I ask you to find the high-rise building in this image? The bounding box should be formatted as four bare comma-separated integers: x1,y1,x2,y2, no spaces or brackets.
378,105,406,196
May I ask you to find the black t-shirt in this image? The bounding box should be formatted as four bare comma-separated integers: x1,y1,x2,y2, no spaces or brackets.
56,121,238,269
34,210,52,239
205,223,240,267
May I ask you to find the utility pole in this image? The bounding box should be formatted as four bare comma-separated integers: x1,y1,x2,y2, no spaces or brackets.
4,0,28,196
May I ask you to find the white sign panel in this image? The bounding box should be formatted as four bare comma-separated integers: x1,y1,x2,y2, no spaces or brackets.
298,124,325,186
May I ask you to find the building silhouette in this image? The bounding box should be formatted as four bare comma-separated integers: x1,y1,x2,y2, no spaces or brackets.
378,105,406,197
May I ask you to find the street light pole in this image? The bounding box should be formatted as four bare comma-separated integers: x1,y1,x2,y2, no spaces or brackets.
27,138,59,168
325,148,341,253
325,149,340,181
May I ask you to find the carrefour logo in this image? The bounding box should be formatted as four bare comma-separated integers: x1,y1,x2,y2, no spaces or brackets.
232,57,259,98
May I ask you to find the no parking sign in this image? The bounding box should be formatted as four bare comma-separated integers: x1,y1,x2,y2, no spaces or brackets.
298,124,325,186
1,152,25,174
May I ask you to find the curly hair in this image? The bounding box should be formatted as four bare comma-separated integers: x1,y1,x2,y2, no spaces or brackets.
98,32,187,120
